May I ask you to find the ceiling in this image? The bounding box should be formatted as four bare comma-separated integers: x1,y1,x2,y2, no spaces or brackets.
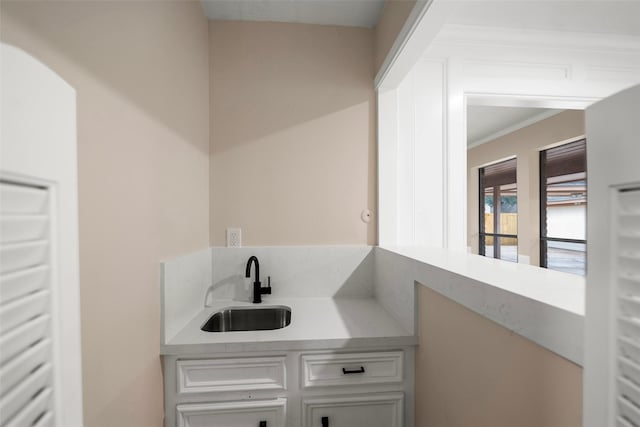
200,1,640,33
467,106,563,148
200,0,386,28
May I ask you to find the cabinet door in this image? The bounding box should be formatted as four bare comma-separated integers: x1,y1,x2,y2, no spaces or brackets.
302,393,403,427
176,399,286,427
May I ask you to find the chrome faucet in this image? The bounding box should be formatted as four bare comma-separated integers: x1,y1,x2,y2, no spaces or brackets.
245,256,271,303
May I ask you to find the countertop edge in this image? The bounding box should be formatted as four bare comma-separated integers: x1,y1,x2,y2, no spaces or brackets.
161,335,418,355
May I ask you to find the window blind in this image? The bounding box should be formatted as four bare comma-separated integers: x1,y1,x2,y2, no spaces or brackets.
616,187,640,426
0,182,55,427
481,158,517,188
543,139,587,178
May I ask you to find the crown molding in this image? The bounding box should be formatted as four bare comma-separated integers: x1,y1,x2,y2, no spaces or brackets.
467,109,564,149
434,24,640,55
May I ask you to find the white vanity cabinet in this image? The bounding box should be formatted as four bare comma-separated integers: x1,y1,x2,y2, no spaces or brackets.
163,347,414,427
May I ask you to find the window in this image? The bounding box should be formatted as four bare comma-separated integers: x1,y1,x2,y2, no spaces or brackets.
479,158,518,262
540,139,587,275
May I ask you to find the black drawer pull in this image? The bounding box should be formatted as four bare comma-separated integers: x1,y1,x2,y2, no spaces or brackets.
342,366,365,375
259,421,267,427
321,416,329,427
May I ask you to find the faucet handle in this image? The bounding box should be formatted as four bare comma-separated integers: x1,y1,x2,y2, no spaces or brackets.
262,276,272,295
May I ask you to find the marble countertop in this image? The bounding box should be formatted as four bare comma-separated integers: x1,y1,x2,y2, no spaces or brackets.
161,297,417,355
382,246,584,316
376,246,585,365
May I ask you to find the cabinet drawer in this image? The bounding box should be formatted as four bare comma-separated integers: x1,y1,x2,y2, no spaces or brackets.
301,351,403,389
177,398,286,427
302,393,403,427
176,356,286,394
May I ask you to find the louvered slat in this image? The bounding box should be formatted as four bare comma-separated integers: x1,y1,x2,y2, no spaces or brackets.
0,363,52,425
617,188,640,425
621,217,640,233
622,253,640,262
0,266,49,305
621,275,640,287
0,339,51,396
621,297,640,319
620,377,640,408
0,184,48,215
0,215,48,244
618,416,635,427
0,182,54,426
5,388,53,427
622,257,640,278
620,337,640,365
620,318,640,342
0,290,50,335
620,191,640,214
0,315,50,365
0,241,49,275
32,411,54,427
619,396,640,426
620,357,640,385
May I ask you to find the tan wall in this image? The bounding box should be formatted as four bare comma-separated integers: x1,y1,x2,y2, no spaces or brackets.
210,21,376,246
1,2,210,426
374,0,417,73
467,110,585,265
416,286,582,427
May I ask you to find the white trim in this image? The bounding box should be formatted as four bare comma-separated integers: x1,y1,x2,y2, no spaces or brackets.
434,24,640,55
375,0,432,89
377,88,399,245
465,93,599,109
476,154,516,170
467,109,565,149
375,1,457,91
610,187,624,427
441,58,449,249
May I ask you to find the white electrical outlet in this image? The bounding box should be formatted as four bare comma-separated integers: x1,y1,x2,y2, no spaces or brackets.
226,228,242,247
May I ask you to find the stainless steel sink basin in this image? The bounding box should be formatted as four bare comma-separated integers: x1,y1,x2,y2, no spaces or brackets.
201,305,291,332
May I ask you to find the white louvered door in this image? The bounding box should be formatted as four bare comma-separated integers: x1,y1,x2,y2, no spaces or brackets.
0,182,55,427
617,187,640,427
1,43,82,426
